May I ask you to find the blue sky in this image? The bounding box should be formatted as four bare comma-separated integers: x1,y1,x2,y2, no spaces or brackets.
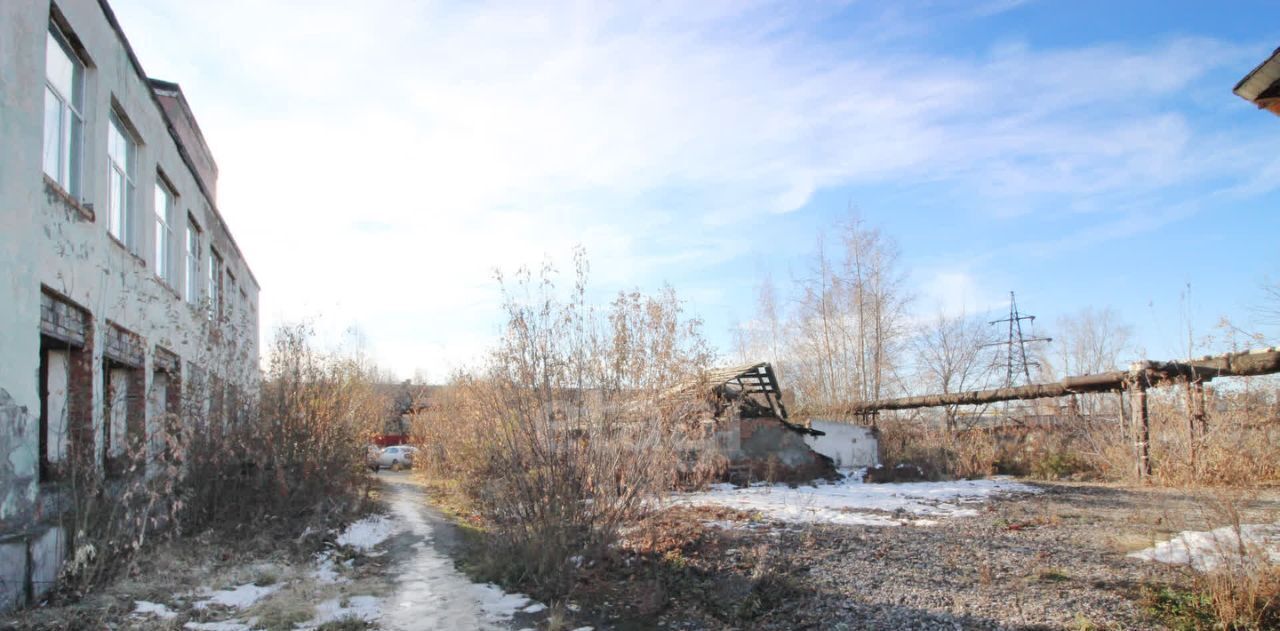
109,0,1280,378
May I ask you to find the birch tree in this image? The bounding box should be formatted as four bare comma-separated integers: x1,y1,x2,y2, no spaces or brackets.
913,309,999,431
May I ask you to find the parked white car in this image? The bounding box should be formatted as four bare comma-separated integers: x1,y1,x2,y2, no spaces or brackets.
375,445,417,471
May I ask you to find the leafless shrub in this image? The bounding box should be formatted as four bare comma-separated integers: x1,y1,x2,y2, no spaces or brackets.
414,250,714,597
184,323,385,527
875,414,1102,481
57,420,185,596
1052,380,1280,487
53,324,384,600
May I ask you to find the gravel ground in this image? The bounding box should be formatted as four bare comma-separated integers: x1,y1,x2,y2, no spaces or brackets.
577,481,1280,630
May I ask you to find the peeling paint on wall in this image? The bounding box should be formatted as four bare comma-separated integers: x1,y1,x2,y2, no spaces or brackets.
0,388,37,522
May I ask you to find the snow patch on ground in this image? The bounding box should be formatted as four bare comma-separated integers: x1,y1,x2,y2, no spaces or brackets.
298,595,384,629
677,475,1039,527
184,620,256,631
132,600,178,619
192,582,280,610
311,555,344,584
1128,523,1280,571
336,513,403,551
380,485,542,629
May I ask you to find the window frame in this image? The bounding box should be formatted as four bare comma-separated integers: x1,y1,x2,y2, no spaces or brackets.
43,22,86,198
153,173,177,285
106,109,139,250
185,216,202,305
208,248,224,321
226,271,237,320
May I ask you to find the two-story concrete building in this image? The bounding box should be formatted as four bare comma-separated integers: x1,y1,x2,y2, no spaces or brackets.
1,0,260,610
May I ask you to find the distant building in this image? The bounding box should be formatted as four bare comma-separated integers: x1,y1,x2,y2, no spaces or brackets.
0,0,260,611
1234,47,1280,116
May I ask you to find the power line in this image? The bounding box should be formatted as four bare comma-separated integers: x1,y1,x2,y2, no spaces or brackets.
981,291,1052,390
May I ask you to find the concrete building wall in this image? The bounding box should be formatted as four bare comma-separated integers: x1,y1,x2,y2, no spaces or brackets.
715,417,838,483
1,0,260,611
805,420,879,470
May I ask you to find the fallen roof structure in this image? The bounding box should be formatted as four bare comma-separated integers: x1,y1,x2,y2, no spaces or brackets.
691,362,822,436
1234,47,1280,116
664,362,836,483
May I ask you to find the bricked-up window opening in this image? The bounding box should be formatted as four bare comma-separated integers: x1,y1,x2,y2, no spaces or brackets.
107,110,138,249
154,176,176,284
208,248,224,321
103,323,145,477
150,347,182,472
185,216,201,304
43,22,85,197
39,290,94,481
40,338,73,481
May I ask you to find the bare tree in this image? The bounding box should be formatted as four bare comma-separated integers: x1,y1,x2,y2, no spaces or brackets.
756,273,784,367
836,215,910,404
914,309,1000,431
1256,279,1280,343
1042,307,1133,417
788,216,910,409
730,273,785,368
790,232,844,406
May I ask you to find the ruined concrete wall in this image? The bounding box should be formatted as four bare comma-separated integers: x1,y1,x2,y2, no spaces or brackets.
715,417,837,483
0,0,46,528
805,420,878,470
0,0,261,612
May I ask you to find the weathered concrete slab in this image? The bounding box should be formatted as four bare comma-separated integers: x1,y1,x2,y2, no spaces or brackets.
0,540,26,611
29,526,64,600
805,420,878,469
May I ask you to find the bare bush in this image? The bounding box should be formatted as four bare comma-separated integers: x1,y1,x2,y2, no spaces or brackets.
53,324,384,600
876,377,1278,487
184,323,385,527
414,251,714,598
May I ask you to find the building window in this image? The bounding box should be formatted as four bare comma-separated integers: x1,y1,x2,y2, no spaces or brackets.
107,111,138,248
43,23,85,197
39,290,94,482
149,346,181,472
208,248,224,320
185,217,201,304
103,323,145,477
154,178,175,284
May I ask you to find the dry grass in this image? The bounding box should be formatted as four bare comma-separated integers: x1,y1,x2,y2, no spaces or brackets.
7,515,366,630
874,379,1278,490
1175,496,1280,630
875,419,1093,480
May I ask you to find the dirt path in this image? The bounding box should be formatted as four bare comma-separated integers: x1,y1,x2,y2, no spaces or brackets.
376,472,543,630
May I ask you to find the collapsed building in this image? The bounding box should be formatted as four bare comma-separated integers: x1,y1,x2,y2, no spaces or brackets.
680,363,855,484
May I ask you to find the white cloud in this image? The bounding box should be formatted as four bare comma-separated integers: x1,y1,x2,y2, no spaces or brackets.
107,0,1276,376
